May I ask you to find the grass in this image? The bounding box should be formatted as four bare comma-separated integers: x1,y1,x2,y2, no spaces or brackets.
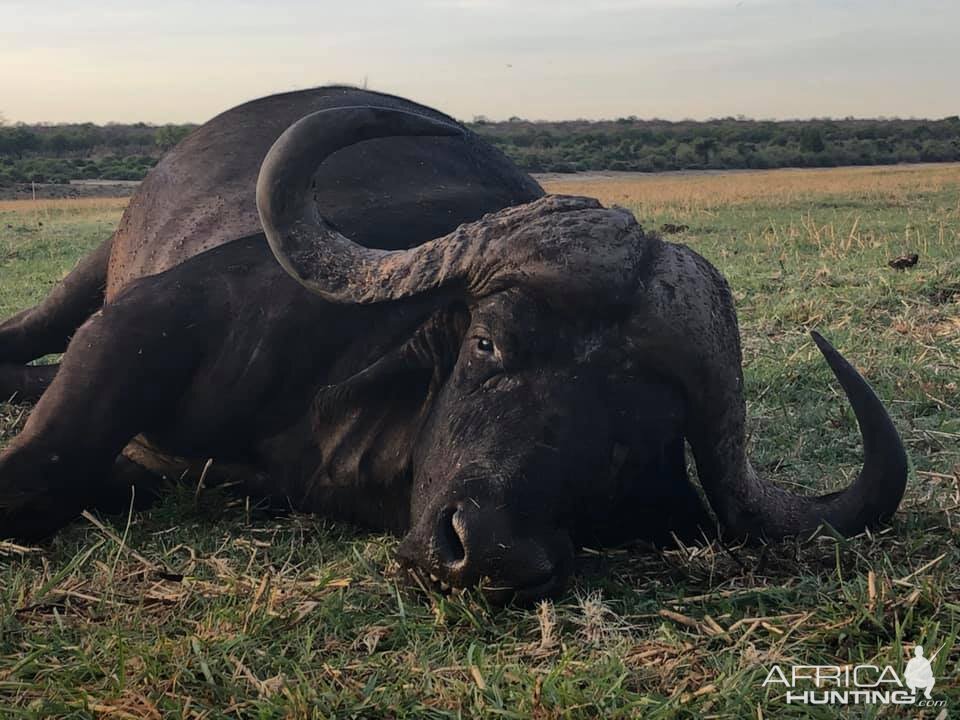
1,165,958,718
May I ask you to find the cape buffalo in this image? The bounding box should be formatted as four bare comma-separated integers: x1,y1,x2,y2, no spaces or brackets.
0,87,907,602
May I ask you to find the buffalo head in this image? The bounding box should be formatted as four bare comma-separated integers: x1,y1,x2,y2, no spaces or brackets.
256,107,908,602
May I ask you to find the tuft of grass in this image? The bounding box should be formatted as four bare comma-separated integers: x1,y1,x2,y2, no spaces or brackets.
2,165,959,717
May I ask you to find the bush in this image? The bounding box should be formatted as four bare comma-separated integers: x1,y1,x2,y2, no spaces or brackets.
2,117,960,178
469,116,960,173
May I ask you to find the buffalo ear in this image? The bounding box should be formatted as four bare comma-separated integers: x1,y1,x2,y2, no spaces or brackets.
313,304,469,421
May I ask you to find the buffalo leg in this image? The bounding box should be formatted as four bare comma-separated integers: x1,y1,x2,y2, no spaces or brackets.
0,363,59,403
0,237,112,363
0,288,206,540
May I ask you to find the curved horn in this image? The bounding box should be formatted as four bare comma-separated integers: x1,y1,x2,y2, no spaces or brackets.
725,332,907,538
635,247,908,540
700,331,908,539
258,107,639,306
256,106,467,304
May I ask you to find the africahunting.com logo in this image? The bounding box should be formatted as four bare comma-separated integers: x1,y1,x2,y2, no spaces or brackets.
762,645,945,707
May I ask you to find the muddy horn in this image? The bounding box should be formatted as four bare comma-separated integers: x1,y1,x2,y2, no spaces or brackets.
697,331,908,539
257,105,573,305
256,106,468,303
257,107,642,307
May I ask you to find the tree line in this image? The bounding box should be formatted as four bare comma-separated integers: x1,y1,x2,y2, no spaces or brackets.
0,122,193,185
473,115,960,173
2,115,959,185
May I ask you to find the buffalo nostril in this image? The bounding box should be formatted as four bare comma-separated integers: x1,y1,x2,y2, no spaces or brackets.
436,506,467,567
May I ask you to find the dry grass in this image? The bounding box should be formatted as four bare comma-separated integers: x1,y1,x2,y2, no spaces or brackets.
542,162,960,217
1,163,959,717
0,197,130,214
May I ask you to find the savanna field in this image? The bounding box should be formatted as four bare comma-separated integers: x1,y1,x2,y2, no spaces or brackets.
1,164,958,718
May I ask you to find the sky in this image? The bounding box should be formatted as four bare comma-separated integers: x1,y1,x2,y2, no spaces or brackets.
1,0,958,124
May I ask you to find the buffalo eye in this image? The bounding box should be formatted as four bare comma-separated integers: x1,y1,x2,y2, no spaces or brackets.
476,337,495,354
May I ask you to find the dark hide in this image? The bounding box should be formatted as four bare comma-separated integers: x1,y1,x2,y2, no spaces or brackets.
0,88,907,604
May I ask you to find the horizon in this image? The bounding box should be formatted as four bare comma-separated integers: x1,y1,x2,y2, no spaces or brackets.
2,0,958,125
6,109,960,127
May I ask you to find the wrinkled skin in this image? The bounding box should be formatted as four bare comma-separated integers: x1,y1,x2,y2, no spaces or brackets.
397,289,694,600
0,89,908,603
402,291,618,599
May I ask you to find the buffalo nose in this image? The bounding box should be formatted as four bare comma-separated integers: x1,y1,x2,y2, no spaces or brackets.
428,503,568,602
435,504,468,571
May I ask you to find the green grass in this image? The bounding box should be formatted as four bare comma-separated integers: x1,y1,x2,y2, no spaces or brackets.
0,200,122,319
1,172,958,718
